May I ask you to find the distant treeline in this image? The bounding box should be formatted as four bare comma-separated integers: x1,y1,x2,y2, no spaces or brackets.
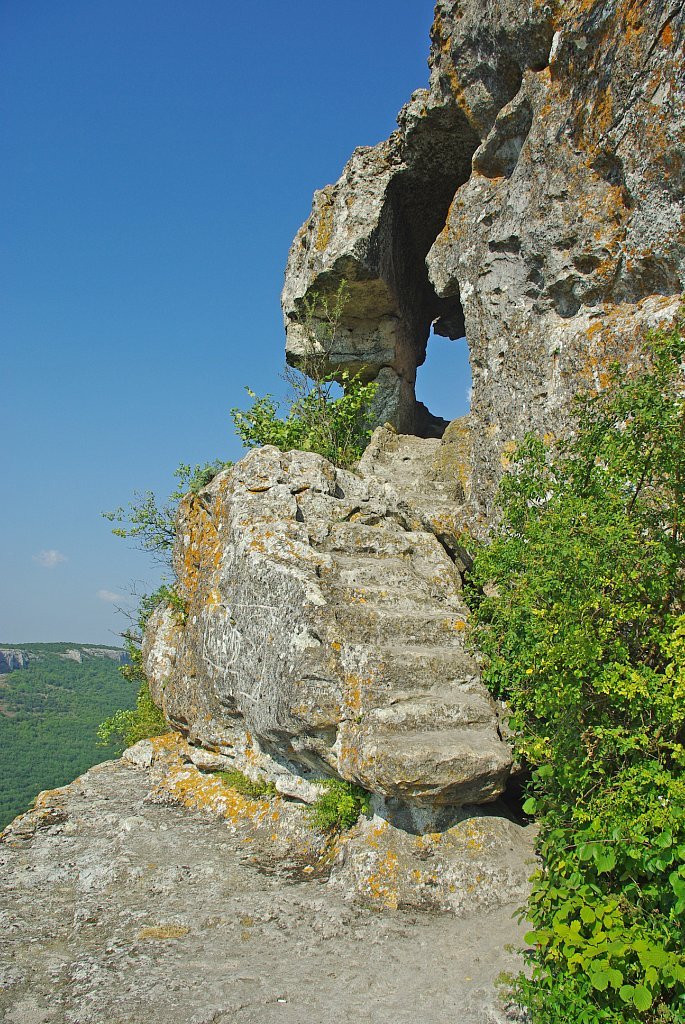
0,648,136,830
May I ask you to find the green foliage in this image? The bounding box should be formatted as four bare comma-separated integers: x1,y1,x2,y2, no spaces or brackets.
468,318,685,1022
218,767,277,799
96,680,169,752
0,650,136,830
306,778,370,833
102,459,231,565
231,283,378,468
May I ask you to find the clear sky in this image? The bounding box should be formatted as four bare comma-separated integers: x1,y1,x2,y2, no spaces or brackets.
1,1,471,645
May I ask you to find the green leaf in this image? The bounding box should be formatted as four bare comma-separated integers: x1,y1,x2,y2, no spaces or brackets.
606,968,623,990
590,972,609,991
619,985,635,1004
522,797,537,814
632,986,652,1011
594,847,617,874
637,946,670,970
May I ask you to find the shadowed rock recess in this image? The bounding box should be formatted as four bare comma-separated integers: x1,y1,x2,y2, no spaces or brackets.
2,3,684,1021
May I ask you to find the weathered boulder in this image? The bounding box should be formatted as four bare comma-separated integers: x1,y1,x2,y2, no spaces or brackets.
283,0,684,512
143,446,512,809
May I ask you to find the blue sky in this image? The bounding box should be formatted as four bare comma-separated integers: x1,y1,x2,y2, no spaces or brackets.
1,1,471,644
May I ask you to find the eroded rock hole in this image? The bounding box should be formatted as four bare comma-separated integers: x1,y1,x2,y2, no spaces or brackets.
415,329,472,429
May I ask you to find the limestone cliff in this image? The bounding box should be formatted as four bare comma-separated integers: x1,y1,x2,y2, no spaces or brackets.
283,0,684,514
4,5,682,1019
143,0,684,827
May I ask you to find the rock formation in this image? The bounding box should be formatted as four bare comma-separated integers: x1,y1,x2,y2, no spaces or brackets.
0,649,30,674
283,0,684,513
144,0,684,827
3,4,683,1019
0,646,129,673
143,445,511,817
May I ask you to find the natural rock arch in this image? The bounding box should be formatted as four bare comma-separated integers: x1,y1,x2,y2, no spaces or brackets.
282,0,684,515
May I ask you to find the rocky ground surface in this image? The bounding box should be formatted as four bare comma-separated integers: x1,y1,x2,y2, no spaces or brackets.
1,737,535,1024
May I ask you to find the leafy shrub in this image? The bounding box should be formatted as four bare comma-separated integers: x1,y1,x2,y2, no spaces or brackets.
468,317,685,1022
231,283,378,468
306,778,370,833
218,768,277,799
96,680,169,751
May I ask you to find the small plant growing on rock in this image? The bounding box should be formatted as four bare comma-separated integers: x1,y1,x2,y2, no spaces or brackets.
103,459,232,564
307,778,370,833
218,768,278,800
97,680,168,751
231,282,378,468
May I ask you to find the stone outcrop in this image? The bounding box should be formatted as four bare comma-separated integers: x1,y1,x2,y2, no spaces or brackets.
0,649,30,674
143,446,512,814
283,0,684,513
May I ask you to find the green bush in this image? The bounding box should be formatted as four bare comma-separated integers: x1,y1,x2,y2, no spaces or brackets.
307,778,370,833
96,680,169,752
468,316,685,1022
231,283,378,468
218,767,277,799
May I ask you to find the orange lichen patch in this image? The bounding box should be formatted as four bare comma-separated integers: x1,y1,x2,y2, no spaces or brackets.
660,22,674,48
415,832,443,854
572,298,677,393
364,850,400,909
33,787,69,809
177,479,229,605
137,924,190,941
314,192,335,252
462,820,486,853
149,735,276,829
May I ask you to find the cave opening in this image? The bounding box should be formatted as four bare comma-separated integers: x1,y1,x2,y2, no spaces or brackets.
414,328,472,428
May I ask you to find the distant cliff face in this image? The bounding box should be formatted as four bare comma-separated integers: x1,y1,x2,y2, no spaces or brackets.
0,645,129,674
0,650,30,674
282,0,684,514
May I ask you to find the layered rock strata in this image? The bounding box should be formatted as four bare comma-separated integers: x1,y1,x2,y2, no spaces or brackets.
143,446,512,813
283,0,684,512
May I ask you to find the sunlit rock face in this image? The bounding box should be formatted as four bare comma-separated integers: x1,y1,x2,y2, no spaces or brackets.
147,0,683,819
283,0,684,512
143,447,512,809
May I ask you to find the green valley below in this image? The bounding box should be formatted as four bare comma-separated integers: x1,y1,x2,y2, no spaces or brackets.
0,643,135,830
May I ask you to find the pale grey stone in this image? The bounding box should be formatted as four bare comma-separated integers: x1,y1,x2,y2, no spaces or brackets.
143,446,512,809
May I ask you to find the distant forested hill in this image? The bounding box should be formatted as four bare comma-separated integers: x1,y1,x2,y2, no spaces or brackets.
0,644,136,830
